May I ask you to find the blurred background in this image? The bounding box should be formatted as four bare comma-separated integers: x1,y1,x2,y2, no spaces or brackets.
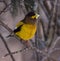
0,0,60,61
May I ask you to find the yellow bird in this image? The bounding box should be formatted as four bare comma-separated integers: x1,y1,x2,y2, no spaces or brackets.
8,11,39,47
14,12,39,40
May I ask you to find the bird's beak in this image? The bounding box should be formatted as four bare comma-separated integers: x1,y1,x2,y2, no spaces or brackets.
35,14,40,19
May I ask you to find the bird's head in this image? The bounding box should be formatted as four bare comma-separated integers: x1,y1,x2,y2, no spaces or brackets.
25,11,40,24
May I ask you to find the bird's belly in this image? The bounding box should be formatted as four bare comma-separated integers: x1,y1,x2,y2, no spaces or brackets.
16,24,36,40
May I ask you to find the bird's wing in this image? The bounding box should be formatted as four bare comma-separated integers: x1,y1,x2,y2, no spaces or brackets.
14,21,24,33
16,21,24,28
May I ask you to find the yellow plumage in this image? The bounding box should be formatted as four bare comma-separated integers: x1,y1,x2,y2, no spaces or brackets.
15,21,37,41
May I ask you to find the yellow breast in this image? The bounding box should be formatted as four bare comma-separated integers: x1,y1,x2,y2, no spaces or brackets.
15,24,37,40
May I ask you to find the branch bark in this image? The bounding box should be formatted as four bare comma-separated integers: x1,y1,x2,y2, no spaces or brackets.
46,0,58,47
0,3,11,15
0,33,15,61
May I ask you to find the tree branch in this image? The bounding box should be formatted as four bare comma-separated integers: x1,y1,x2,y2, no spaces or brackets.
0,33,15,61
43,0,52,14
48,37,60,53
46,0,58,47
0,3,11,15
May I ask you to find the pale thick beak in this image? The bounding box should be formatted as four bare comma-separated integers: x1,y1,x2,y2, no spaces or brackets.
35,14,40,19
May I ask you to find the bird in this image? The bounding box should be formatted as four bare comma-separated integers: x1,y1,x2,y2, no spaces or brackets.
7,11,40,47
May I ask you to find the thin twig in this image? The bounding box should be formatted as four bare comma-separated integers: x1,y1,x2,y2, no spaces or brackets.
38,0,50,19
0,0,7,7
31,47,57,61
0,20,13,32
48,37,60,53
5,46,57,61
3,47,47,57
42,56,57,61
42,0,58,59
46,0,58,47
0,3,11,15
46,0,57,38
3,47,30,57
0,33,15,61
40,19,46,41
52,48,60,52
43,0,52,14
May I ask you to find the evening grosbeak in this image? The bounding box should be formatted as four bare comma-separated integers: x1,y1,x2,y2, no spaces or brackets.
8,11,40,47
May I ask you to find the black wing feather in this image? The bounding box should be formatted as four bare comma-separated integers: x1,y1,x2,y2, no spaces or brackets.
14,18,26,33
14,25,23,33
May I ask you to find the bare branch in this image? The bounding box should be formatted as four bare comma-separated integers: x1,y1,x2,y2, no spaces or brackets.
0,3,11,15
42,56,57,61
0,33,15,61
48,37,60,53
3,47,46,57
3,47,29,57
40,19,46,41
3,45,57,61
35,20,45,41
0,20,13,32
0,0,7,6
43,0,52,14
46,0,58,46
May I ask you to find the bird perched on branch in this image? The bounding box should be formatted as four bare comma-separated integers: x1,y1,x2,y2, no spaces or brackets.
7,11,40,47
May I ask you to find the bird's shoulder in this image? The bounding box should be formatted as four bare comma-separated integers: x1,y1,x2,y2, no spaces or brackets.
16,20,25,28
14,20,25,33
